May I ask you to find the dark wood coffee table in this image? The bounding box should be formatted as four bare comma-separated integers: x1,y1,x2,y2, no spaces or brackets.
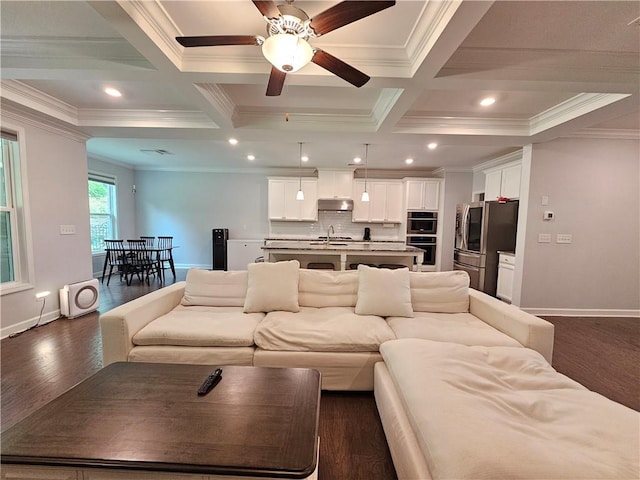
1,362,321,479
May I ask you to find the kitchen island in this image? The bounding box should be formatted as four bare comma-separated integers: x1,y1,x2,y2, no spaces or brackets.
262,240,423,271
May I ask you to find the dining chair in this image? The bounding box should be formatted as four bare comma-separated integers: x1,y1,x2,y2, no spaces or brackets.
157,236,176,281
126,240,155,285
140,236,155,247
103,239,127,285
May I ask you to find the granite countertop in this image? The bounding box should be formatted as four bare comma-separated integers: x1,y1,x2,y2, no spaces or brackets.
497,250,516,256
264,237,404,244
262,240,422,253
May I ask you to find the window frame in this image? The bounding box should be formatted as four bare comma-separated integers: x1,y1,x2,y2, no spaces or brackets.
0,124,35,296
88,172,118,255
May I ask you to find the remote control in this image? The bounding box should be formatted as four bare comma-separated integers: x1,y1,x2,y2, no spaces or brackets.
197,368,223,396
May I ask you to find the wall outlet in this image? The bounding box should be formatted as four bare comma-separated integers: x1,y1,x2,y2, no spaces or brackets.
538,233,552,243
60,224,76,235
543,211,554,221
556,234,572,244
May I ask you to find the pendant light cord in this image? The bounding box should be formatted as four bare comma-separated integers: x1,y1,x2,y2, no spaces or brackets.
299,142,303,190
364,143,369,191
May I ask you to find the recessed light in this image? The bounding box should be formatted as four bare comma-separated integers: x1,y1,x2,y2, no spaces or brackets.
427,142,438,150
104,87,121,97
228,138,238,145
301,155,309,162
480,97,496,107
405,158,414,165
247,154,255,161
353,157,362,164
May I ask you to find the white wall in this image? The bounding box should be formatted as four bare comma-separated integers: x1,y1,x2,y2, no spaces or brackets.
1,110,93,336
134,170,269,268
87,157,136,277
519,137,640,314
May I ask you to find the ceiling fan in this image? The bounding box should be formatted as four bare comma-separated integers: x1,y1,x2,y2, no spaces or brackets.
176,0,396,96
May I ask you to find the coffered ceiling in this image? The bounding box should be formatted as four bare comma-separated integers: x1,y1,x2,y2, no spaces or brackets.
1,1,638,172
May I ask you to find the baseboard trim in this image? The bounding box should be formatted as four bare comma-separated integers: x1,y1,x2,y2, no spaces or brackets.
175,263,210,269
1,310,61,339
523,307,640,318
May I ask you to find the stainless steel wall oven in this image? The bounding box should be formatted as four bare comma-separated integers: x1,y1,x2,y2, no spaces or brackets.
407,211,437,235
406,236,437,266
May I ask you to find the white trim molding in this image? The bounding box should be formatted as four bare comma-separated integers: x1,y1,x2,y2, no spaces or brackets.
523,308,640,318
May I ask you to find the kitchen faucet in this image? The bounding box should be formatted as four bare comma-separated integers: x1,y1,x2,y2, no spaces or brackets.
326,225,335,245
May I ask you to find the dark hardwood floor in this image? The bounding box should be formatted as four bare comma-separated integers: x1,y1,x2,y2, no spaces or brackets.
1,271,638,480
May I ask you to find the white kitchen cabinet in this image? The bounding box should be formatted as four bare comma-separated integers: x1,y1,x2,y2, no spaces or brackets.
227,240,264,270
483,161,521,201
268,177,318,221
405,179,441,210
496,252,515,303
317,169,353,198
352,180,403,223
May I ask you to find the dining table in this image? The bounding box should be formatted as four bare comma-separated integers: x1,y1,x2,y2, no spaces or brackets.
102,245,178,284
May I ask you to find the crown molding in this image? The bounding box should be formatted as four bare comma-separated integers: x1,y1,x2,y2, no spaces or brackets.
372,88,404,129
395,115,529,136
0,100,89,143
234,109,378,132
0,37,152,69
1,80,79,124
77,109,217,128
473,149,523,172
564,128,640,140
405,0,462,73
118,0,183,68
431,166,474,176
195,83,236,125
440,47,640,78
530,93,631,135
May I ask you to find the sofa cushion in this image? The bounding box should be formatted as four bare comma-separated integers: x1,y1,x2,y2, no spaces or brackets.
132,305,264,347
355,265,414,317
387,311,522,348
298,269,358,307
243,260,300,313
181,269,247,307
254,307,396,352
409,270,469,313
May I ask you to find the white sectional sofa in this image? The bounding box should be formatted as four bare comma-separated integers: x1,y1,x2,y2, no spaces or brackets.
100,261,553,390
100,261,639,479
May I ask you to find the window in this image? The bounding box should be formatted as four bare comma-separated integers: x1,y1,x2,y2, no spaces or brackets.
88,173,117,253
1,128,33,293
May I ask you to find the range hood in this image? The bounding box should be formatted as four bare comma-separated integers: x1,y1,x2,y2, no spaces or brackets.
317,198,353,211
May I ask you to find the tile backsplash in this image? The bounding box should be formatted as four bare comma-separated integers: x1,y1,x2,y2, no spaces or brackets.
269,211,402,241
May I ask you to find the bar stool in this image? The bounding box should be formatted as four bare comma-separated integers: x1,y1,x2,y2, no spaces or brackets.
140,236,155,247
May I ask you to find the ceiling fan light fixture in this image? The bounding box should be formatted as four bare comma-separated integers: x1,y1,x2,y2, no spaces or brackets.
262,34,313,73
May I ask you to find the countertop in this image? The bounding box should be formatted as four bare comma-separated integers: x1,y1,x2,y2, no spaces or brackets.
263,240,422,253
264,237,404,244
497,250,516,256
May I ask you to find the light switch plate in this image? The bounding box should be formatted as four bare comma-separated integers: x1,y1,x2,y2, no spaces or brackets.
541,195,549,206
538,233,552,243
60,224,76,235
556,234,572,244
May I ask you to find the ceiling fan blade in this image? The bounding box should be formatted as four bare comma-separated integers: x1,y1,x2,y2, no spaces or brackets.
176,35,261,48
252,0,281,20
312,50,370,88
309,1,395,36
266,67,287,96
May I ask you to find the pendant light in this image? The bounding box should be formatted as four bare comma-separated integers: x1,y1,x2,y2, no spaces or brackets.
296,142,304,201
361,143,370,202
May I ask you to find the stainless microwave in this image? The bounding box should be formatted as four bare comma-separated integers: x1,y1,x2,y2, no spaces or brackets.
407,211,437,235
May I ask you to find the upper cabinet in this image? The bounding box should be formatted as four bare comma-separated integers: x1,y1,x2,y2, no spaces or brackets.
352,180,403,223
483,161,522,201
405,179,441,210
317,169,353,199
268,177,318,221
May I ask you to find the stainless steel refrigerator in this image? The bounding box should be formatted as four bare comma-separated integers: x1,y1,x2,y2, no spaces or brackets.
454,200,518,296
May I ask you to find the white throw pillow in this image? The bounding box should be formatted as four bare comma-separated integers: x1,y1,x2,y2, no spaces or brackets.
243,260,301,313
355,265,414,317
